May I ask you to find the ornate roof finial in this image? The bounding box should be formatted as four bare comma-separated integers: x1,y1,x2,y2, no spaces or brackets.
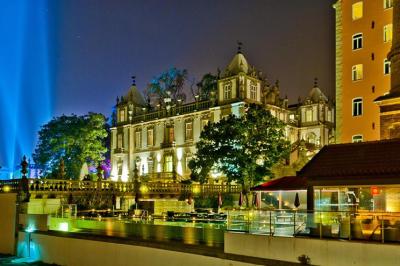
131,75,136,86
237,41,243,54
314,77,318,88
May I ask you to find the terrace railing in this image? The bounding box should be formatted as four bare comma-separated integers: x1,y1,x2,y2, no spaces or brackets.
226,209,400,243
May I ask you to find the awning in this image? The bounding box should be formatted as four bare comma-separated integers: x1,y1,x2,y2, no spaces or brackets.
251,176,307,191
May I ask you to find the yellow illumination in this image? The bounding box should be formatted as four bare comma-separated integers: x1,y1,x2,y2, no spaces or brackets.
352,2,363,20
3,185,11,192
192,186,201,194
140,185,149,193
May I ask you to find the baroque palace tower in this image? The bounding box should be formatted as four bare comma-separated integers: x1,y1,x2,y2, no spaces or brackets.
110,49,334,183
376,0,400,138
334,0,393,143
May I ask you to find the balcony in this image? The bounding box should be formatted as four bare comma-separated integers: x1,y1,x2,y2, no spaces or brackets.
113,147,127,154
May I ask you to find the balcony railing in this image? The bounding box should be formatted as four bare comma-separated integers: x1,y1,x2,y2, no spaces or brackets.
0,178,241,195
120,100,212,125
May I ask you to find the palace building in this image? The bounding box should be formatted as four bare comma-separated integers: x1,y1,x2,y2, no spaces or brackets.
110,50,335,183
334,0,393,143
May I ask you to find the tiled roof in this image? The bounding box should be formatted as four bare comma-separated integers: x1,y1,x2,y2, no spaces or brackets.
298,139,400,179
251,176,307,191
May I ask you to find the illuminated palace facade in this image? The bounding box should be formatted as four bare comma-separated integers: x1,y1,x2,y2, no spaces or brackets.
110,51,335,182
334,0,393,143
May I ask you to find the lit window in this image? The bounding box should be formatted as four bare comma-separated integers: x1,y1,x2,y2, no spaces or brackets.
185,122,193,141
119,109,125,122
250,84,257,100
224,83,232,100
352,2,363,20
384,0,393,9
147,128,154,146
117,134,123,149
352,64,363,81
352,135,363,143
384,24,393,43
384,58,391,75
135,131,142,148
164,155,173,172
306,109,313,122
185,155,192,171
166,126,174,143
352,98,363,116
289,114,295,121
352,33,363,50
201,119,209,130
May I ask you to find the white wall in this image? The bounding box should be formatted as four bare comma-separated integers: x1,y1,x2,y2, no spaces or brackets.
0,193,16,255
225,232,400,266
18,232,255,266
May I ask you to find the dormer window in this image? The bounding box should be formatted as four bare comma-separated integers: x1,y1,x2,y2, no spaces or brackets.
224,83,232,100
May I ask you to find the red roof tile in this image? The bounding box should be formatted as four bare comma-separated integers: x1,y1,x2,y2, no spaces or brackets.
298,139,400,179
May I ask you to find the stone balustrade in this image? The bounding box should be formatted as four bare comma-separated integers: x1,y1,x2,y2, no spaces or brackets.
0,179,241,196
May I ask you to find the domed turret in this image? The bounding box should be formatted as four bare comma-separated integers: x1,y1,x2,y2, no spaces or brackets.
124,76,146,106
226,52,249,75
308,78,328,103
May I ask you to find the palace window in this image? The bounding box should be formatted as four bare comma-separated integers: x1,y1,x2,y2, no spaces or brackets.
201,119,209,130
352,33,363,50
147,128,154,146
384,0,393,9
250,83,257,100
306,109,313,122
135,131,142,148
185,122,193,141
352,64,363,81
352,98,363,117
384,24,393,43
384,59,391,75
185,155,192,170
117,133,123,149
164,155,173,172
166,126,174,143
352,2,363,20
119,109,125,122
352,135,363,143
224,83,232,100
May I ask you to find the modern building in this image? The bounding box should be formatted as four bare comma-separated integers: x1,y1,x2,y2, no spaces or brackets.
110,50,335,183
334,0,393,143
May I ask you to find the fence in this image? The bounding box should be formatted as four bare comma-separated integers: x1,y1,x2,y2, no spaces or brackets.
226,209,400,243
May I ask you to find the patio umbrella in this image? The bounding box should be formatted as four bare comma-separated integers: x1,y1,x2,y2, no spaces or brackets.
253,192,261,209
294,192,300,209
238,191,243,207
218,192,223,208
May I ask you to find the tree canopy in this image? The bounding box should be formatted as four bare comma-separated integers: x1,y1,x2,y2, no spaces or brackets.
189,104,290,191
33,113,108,179
195,73,218,100
146,67,188,103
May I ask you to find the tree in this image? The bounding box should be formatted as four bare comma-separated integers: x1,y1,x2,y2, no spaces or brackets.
189,104,290,197
146,67,188,103
195,73,218,100
33,113,108,179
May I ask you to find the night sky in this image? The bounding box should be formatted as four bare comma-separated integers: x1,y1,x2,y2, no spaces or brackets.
55,0,335,117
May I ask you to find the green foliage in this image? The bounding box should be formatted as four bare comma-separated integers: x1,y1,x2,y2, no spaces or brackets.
196,73,217,100
146,67,188,102
189,104,290,191
33,113,108,179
